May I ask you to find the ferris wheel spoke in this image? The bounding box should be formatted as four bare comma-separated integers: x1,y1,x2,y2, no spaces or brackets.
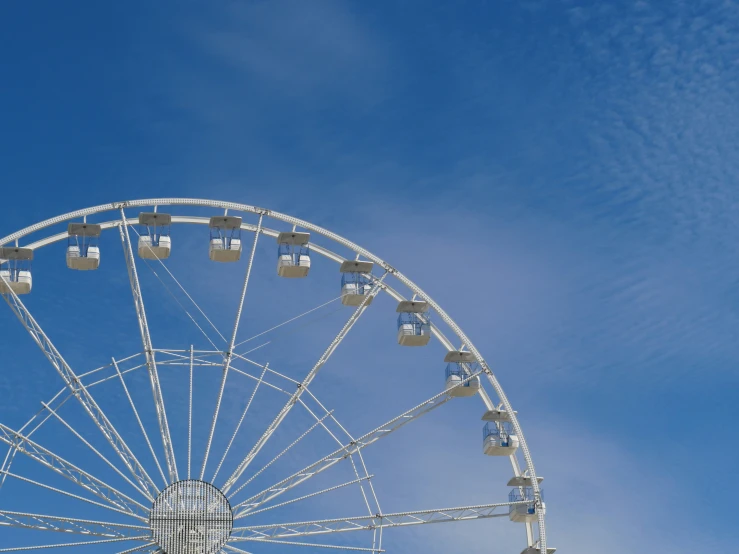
115,543,158,554
308,398,382,517
0,471,149,522
0,535,151,552
246,475,374,518
211,363,269,483
113,359,168,489
223,546,253,554
221,274,387,496
231,502,518,541
0,286,159,499
39,401,154,501
0,424,150,520
0,510,149,538
229,539,383,552
297,398,375,516
119,214,178,484
188,346,193,480
201,215,263,481
231,381,460,516
227,411,333,499
231,373,477,518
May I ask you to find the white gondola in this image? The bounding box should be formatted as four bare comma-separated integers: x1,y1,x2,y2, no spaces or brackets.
277,232,311,278
396,300,431,346
509,487,544,523
209,216,242,262
507,475,544,488
138,213,172,260
444,351,481,397
482,422,519,456
0,248,33,295
66,223,101,270
481,409,517,422
340,260,374,306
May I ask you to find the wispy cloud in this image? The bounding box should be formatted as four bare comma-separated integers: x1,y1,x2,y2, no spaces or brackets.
196,0,386,99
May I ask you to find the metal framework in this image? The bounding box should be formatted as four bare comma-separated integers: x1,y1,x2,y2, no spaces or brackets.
0,510,148,538
119,214,179,484
0,199,549,554
221,274,386,495
0,424,150,520
232,502,526,540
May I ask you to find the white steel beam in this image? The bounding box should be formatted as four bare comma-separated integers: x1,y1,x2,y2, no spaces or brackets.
0,280,159,499
113,359,168,489
40,401,153,501
228,411,333,500
188,345,193,480
230,538,384,551
0,470,146,520
231,502,521,541
0,510,149,538
0,424,150,520
0,536,150,552
224,546,253,554
116,544,158,554
247,476,374,517
201,214,263,480
212,363,268,483
231,372,478,518
119,214,178,483
221,274,386,495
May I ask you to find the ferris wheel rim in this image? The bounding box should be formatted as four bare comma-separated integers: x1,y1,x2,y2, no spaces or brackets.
0,198,548,553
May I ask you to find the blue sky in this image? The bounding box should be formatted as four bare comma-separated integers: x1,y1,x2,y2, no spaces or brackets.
1,1,738,552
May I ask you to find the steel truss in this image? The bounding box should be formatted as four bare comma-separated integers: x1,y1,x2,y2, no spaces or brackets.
0,510,149,538
119,214,178,484
0,424,150,520
221,274,387,495
232,501,524,541
0,536,150,552
202,214,263,480
0,283,158,501
231,372,479,517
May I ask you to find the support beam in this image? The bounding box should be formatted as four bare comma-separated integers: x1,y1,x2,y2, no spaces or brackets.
0,510,149,538
231,371,479,518
116,544,158,554
0,282,158,499
222,274,386,495
113,358,168,488
188,345,193,480
0,535,150,552
119,215,178,483
212,363,268,483
231,538,384,551
40,401,153,501
201,215,263,480
0,424,150,520
247,476,374,517
228,411,333,500
231,502,521,540
0,470,146,520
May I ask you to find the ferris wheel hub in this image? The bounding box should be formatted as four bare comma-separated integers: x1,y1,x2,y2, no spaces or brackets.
149,479,233,554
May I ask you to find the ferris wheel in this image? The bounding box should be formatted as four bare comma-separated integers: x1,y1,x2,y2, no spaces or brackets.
0,199,552,554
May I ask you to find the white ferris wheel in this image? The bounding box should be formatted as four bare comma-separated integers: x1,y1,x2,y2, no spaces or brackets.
0,199,551,554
